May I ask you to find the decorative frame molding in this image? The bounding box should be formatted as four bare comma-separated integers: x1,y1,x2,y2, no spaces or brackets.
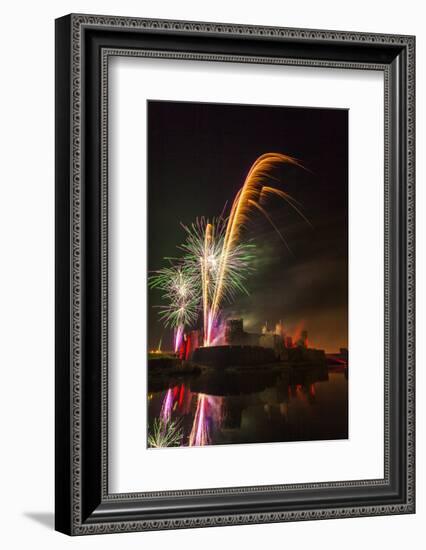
55,14,415,535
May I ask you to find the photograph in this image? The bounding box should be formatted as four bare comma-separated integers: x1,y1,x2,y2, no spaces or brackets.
52,10,415,537
147,100,349,449
0,0,419,545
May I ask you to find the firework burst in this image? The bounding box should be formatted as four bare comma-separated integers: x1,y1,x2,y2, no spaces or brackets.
149,152,310,350
180,217,255,300
148,265,200,350
179,216,255,343
148,417,183,448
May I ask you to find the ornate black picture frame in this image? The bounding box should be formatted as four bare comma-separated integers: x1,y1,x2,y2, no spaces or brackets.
55,14,415,535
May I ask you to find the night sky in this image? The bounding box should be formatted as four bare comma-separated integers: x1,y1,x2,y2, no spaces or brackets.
148,100,348,353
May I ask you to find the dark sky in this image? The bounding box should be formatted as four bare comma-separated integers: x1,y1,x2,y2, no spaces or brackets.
148,100,348,353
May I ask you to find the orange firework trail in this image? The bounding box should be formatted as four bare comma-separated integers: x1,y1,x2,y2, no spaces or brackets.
202,223,213,346
206,152,308,345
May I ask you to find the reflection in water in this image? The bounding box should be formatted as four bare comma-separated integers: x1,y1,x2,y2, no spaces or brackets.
189,394,209,447
188,393,224,447
160,388,173,423
148,365,348,448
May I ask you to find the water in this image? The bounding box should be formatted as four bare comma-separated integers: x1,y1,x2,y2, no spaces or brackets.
147,364,348,448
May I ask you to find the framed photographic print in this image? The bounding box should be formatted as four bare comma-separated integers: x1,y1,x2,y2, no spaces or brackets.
146,100,349,450
55,14,415,535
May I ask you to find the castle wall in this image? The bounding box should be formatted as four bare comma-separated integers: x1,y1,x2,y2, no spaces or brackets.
192,345,276,367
